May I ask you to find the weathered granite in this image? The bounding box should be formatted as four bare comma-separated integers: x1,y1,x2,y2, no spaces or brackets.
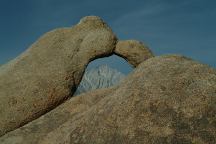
0,16,117,136
1,55,215,144
115,40,154,67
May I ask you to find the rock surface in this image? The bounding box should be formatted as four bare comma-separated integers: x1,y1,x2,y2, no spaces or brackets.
1,55,216,144
0,16,117,136
75,65,125,95
115,40,154,67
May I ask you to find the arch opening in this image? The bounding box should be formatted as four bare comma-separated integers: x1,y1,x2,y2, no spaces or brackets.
74,54,133,95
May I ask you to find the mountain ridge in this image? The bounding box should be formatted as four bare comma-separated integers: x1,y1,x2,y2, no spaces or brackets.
75,65,125,95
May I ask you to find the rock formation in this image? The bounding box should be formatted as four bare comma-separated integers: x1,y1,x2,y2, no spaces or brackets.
0,16,153,136
1,15,214,144
115,40,154,67
1,55,216,144
75,65,125,95
0,16,117,136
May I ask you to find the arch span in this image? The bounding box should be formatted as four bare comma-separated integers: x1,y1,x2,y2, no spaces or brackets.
75,54,132,95
0,16,153,136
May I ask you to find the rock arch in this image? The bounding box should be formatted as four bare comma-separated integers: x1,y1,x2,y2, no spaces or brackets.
74,54,132,95
115,40,154,67
0,16,153,136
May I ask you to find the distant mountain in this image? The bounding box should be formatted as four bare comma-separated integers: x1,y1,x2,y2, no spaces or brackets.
74,65,125,95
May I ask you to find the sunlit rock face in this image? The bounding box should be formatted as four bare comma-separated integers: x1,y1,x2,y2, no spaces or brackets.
75,65,125,95
0,16,117,136
1,55,216,144
0,15,154,136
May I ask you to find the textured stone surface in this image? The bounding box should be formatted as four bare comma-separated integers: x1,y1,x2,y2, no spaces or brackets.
1,55,216,144
75,65,125,95
0,87,115,144
0,16,117,136
115,40,154,67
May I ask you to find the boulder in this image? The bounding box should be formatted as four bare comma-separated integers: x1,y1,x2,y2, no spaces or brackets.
0,16,117,136
115,40,154,67
1,55,216,144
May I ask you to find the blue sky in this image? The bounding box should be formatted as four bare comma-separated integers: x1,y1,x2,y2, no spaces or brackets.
0,0,215,74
